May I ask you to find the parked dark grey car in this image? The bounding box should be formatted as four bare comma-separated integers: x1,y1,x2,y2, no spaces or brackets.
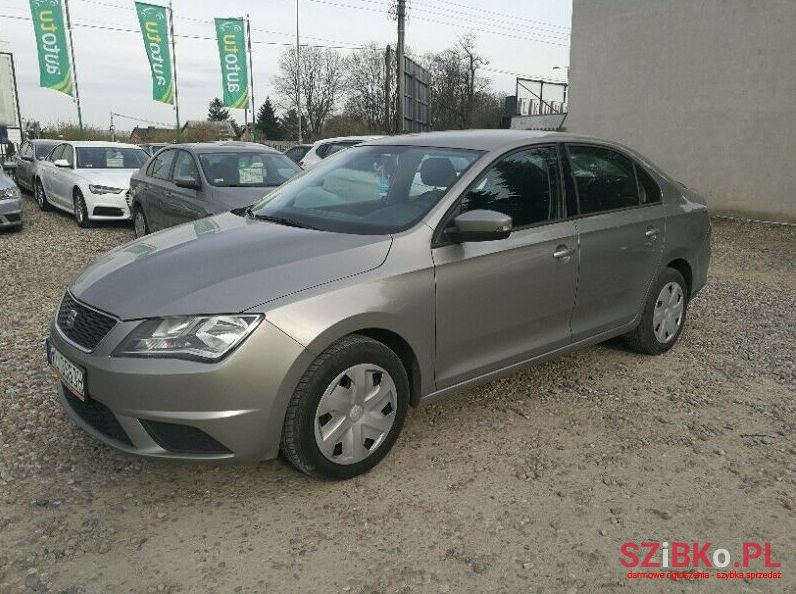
47,130,710,480
14,139,59,192
129,142,301,237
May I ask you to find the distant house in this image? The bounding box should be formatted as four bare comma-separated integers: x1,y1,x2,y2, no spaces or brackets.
129,126,172,144
180,120,236,141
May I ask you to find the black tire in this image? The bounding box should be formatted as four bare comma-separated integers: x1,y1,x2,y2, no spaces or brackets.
34,179,52,211
624,267,688,355
280,334,409,480
73,189,93,228
133,205,149,238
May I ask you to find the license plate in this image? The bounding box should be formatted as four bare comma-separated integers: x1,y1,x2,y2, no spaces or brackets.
46,339,86,401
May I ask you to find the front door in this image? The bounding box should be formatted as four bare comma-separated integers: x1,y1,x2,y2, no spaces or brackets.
162,150,207,227
566,144,666,341
433,145,579,389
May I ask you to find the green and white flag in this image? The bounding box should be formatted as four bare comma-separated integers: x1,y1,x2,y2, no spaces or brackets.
135,2,174,104
28,0,73,95
214,18,249,109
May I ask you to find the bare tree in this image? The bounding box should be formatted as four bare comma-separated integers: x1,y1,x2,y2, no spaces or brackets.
274,46,347,139
344,43,396,133
423,34,492,130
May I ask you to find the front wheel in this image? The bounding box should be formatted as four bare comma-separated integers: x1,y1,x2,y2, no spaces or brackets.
73,190,93,228
281,335,409,480
624,267,688,355
34,179,52,211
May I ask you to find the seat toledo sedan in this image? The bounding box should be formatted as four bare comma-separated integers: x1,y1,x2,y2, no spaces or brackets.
47,130,711,480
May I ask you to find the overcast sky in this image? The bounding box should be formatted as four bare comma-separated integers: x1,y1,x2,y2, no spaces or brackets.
0,0,571,130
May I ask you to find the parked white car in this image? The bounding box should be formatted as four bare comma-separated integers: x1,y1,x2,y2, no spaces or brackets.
299,135,384,169
34,141,149,227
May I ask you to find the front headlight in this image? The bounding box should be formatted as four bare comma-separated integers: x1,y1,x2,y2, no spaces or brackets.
113,315,262,361
88,185,124,195
0,187,20,200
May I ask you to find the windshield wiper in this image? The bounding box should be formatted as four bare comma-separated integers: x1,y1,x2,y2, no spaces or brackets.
248,210,320,231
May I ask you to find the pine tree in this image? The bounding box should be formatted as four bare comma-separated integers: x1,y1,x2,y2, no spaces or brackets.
255,97,284,140
280,108,307,141
207,98,230,121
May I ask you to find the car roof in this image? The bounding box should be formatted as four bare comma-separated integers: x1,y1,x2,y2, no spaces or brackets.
311,135,383,146
177,141,280,154
30,139,59,145
61,141,144,149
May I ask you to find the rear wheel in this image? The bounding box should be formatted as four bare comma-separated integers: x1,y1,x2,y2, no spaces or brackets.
133,206,149,238
34,179,52,211
281,335,409,480
624,267,688,355
73,189,93,228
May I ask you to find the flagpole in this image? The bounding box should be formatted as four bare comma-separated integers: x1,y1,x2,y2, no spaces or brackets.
62,0,84,139
168,1,181,142
246,14,256,141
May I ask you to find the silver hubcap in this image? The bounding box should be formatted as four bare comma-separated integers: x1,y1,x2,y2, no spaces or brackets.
75,196,84,222
314,363,397,465
653,281,684,343
134,212,146,237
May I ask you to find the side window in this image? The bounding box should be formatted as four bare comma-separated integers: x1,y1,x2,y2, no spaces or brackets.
458,146,562,228
636,164,661,205
48,144,65,162
20,142,32,159
315,143,331,159
149,149,176,180
568,145,639,215
172,151,199,183
63,145,74,167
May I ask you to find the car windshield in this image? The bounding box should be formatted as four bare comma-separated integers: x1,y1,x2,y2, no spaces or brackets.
247,145,483,235
34,142,58,159
198,152,301,187
76,147,148,169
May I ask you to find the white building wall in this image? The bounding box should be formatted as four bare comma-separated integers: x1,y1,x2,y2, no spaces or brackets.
565,0,796,222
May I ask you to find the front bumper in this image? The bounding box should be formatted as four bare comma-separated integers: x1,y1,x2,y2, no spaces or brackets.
49,313,313,461
0,197,22,227
85,190,132,221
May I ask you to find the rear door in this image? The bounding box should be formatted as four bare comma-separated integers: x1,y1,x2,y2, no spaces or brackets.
15,142,33,189
433,144,579,388
142,149,177,231
566,143,666,340
39,144,67,206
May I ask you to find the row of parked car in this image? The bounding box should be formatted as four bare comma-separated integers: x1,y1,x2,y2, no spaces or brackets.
4,135,378,234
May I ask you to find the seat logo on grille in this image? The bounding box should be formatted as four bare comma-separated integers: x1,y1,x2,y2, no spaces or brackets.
62,309,79,330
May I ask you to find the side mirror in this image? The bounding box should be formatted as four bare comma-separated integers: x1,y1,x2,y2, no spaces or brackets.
174,176,201,190
447,209,512,243
37,156,46,161
53,158,71,168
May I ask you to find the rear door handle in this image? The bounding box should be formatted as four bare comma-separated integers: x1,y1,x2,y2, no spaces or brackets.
645,227,660,239
553,245,575,260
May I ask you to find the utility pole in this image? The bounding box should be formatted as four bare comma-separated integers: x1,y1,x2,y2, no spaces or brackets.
168,2,181,142
295,0,302,143
109,111,115,142
384,45,392,134
63,0,84,139
396,0,406,134
246,14,256,141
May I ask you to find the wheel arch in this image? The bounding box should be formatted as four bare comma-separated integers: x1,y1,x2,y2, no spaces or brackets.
664,257,693,296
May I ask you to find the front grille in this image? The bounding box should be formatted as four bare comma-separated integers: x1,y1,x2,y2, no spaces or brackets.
5,213,21,222
63,386,133,446
92,206,124,217
57,292,116,351
141,420,231,455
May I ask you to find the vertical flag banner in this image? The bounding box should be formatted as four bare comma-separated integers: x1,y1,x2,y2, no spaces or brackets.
214,18,249,109
135,2,174,104
28,0,73,95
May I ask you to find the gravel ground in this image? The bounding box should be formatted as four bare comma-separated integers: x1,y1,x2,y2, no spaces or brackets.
1,194,794,594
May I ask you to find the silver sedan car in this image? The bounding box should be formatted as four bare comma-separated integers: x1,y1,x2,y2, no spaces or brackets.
46,131,711,479
0,168,23,230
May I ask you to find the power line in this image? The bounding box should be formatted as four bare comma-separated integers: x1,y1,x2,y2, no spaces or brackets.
417,0,571,33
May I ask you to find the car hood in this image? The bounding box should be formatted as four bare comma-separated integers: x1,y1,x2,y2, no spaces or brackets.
69,212,392,320
76,168,139,189
209,186,281,211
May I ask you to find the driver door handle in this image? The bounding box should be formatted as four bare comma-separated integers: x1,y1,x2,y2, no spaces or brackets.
553,245,575,260
645,227,660,239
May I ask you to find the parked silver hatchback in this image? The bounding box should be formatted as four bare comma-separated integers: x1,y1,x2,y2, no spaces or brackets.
47,130,711,479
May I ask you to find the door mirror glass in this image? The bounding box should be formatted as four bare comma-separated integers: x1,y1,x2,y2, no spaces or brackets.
174,175,201,190
448,209,512,243
53,158,71,168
